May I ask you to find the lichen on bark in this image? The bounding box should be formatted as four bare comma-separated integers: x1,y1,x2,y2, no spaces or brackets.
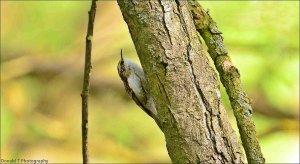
188,1,265,163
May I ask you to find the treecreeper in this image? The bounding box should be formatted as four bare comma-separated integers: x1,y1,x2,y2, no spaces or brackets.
117,49,162,130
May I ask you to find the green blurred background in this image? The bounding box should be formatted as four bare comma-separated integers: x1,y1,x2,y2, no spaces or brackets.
1,1,299,163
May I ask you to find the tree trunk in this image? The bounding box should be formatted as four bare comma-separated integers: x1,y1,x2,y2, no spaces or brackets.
118,0,244,163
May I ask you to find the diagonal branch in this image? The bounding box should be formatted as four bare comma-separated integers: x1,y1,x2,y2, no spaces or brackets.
118,0,244,163
188,1,265,163
81,0,97,163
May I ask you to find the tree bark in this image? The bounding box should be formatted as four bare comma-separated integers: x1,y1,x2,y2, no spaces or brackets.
118,0,244,163
188,1,264,163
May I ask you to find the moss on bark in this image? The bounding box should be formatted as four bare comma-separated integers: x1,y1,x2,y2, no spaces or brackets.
188,1,265,163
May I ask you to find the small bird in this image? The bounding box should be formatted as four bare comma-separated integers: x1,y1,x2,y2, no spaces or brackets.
117,49,161,129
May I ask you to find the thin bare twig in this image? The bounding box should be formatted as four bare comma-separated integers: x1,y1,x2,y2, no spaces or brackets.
81,0,97,163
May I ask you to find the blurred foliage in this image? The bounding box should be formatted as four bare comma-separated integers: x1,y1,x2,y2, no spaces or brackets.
1,1,299,163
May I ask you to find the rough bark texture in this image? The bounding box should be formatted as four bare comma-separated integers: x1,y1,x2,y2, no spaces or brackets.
118,0,244,163
188,1,265,163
